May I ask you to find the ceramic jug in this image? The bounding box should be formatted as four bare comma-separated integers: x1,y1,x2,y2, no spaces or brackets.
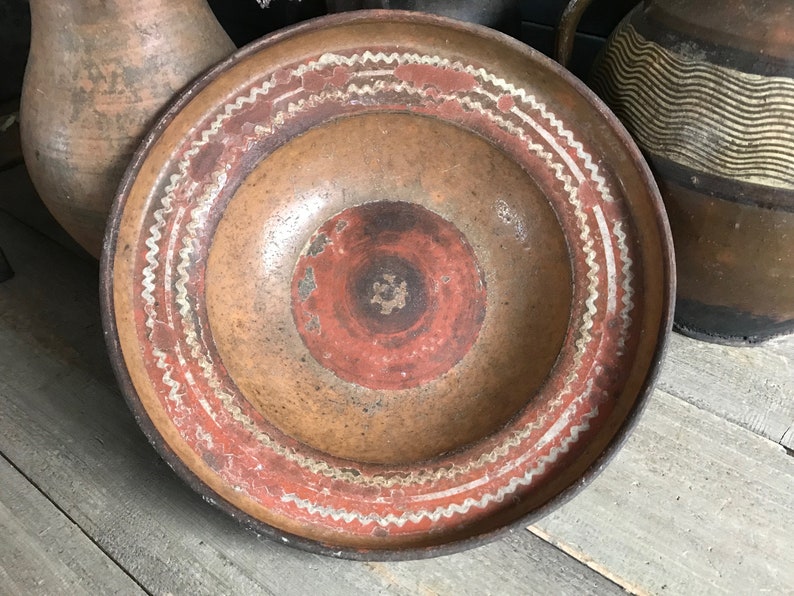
559,0,794,344
21,0,235,258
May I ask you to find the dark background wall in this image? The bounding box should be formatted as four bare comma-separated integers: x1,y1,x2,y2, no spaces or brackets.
518,0,638,75
0,0,639,104
0,0,31,103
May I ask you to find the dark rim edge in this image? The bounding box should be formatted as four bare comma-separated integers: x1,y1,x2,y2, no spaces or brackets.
673,322,791,347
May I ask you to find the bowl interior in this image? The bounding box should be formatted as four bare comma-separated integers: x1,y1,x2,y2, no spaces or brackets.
103,10,673,558
206,112,572,464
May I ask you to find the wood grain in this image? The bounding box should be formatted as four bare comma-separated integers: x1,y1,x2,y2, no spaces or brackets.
531,388,794,595
658,333,794,450
0,210,622,595
0,456,143,595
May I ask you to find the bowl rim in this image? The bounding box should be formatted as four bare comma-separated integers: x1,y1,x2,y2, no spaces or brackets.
99,8,676,561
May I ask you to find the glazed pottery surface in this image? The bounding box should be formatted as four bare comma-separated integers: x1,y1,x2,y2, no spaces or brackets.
560,0,794,344
102,11,674,558
20,0,235,258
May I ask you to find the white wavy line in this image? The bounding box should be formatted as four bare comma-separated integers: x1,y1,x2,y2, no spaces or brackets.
603,26,794,97
152,347,184,407
594,25,794,189
151,59,600,487
613,221,635,355
593,205,617,316
280,404,600,526
313,50,614,203
166,78,583,488
142,173,181,335
140,51,620,508
567,187,599,377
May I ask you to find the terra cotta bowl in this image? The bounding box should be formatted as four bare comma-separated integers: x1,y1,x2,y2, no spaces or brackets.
101,10,675,559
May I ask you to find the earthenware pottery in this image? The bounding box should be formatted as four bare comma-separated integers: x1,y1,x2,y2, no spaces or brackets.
20,0,235,258
102,11,674,558
559,0,794,344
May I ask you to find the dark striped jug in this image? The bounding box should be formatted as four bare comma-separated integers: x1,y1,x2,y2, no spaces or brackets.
558,0,794,344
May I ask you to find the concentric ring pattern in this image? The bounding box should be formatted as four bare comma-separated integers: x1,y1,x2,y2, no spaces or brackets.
104,12,673,558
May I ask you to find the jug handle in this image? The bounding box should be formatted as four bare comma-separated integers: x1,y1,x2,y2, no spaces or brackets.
555,0,596,68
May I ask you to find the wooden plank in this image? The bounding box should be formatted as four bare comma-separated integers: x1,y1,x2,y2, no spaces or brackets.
530,388,794,595
0,211,623,594
0,456,143,595
658,333,794,450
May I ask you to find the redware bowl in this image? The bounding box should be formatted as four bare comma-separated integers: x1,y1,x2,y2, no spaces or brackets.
101,10,674,559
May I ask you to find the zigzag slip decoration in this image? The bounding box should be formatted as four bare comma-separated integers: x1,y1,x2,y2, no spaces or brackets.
133,48,636,529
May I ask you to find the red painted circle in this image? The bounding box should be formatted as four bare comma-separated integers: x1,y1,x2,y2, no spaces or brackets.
291,201,487,390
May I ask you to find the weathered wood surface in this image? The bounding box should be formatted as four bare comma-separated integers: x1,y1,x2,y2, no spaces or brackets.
0,211,623,595
658,333,794,451
2,203,793,595
531,389,794,595
0,456,143,595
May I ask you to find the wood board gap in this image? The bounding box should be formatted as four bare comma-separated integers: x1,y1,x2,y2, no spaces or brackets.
658,371,793,450
527,525,639,595
657,333,794,450
0,450,153,596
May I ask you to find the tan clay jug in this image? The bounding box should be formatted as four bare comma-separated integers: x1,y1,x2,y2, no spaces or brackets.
21,0,235,258
559,0,794,344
